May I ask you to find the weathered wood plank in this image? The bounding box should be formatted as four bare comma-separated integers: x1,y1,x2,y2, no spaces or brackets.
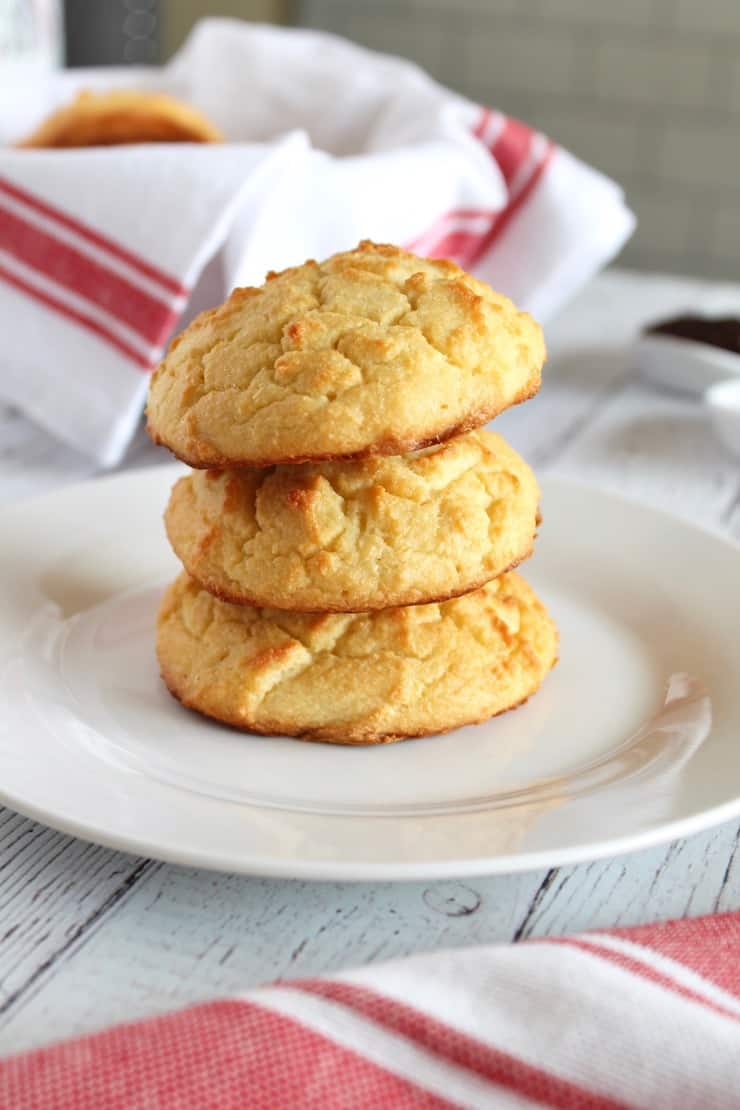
495,349,634,469
545,381,740,526
0,869,547,1052
0,812,150,1018
517,821,740,939
500,265,740,475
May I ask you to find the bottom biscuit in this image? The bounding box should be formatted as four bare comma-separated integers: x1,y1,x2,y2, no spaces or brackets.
156,571,558,745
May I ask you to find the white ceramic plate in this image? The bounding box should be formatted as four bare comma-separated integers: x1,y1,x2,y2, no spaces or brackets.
636,332,740,395
706,378,740,460
1,465,739,880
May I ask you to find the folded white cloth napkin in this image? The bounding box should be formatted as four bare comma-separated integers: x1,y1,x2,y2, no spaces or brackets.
0,18,634,466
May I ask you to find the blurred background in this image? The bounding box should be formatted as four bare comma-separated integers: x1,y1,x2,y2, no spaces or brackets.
4,0,740,280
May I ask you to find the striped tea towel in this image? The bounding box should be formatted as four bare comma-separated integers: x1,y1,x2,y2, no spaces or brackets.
1,911,738,1108
0,18,634,466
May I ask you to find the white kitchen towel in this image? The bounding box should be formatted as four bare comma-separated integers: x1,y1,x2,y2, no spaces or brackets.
0,17,635,466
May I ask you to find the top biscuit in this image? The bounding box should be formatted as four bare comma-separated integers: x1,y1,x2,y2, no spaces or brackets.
17,90,223,148
146,241,545,468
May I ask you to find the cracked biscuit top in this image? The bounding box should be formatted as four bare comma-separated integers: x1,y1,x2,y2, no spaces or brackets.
164,430,540,612
146,241,545,468
156,570,559,744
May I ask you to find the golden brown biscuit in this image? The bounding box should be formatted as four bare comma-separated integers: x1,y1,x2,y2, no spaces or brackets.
165,430,540,612
146,241,545,468
156,570,558,744
17,89,223,148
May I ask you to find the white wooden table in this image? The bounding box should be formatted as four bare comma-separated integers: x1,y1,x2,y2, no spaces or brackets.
1,268,739,1056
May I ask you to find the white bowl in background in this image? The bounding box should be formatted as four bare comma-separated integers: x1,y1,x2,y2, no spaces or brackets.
636,333,740,396
705,379,740,459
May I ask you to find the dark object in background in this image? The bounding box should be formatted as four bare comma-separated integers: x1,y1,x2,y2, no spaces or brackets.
64,0,161,66
644,315,740,355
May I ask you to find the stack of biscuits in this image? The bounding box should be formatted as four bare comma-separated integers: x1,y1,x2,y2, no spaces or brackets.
147,241,557,745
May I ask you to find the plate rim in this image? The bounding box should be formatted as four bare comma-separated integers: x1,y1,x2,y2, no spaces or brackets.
2,784,740,881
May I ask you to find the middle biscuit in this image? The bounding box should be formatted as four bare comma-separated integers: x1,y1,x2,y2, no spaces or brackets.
165,429,539,612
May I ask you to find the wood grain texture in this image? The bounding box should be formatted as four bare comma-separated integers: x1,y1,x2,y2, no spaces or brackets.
547,382,740,526
1,868,547,1051
0,268,739,1054
0,813,148,1018
518,823,740,940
